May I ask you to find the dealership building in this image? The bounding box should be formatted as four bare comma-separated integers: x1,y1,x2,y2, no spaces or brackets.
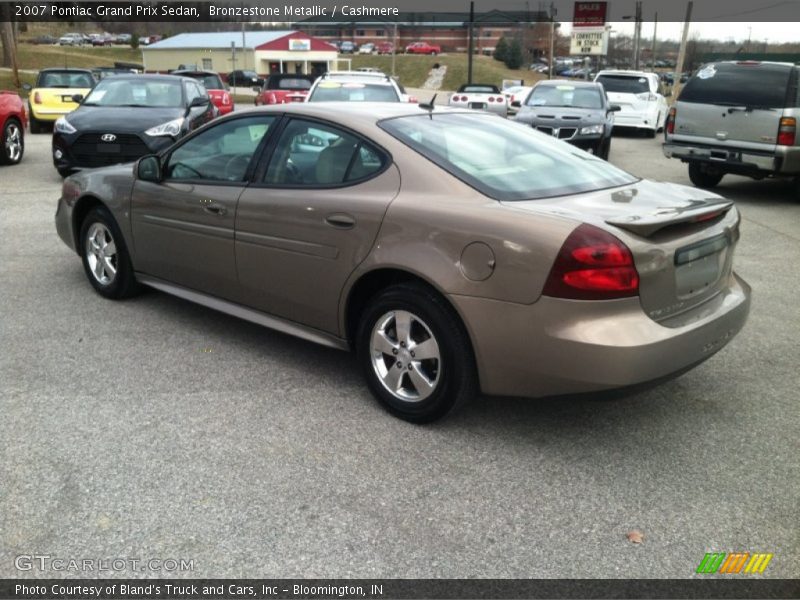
142,31,339,78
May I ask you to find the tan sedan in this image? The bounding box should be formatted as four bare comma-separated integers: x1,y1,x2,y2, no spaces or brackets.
55,103,751,422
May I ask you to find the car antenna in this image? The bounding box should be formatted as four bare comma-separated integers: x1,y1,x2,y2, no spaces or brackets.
419,94,437,116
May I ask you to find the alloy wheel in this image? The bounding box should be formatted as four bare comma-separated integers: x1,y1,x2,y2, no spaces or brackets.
370,310,441,402
4,122,22,162
85,222,118,286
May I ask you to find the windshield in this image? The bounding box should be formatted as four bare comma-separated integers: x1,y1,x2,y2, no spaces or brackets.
527,85,603,108
82,79,183,107
679,63,794,108
38,71,94,88
380,113,637,201
309,82,399,102
595,75,650,94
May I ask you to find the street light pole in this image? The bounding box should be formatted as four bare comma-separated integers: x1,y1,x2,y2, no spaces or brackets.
548,2,556,79
633,0,642,70
651,12,658,71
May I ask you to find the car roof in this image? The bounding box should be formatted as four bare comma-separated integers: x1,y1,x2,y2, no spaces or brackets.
535,79,602,88
40,67,94,73
325,70,389,78
234,102,470,124
172,70,221,77
596,70,653,78
101,74,191,83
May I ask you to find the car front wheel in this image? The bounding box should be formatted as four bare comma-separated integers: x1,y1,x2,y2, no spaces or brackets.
357,283,477,423
1,118,24,165
79,206,140,299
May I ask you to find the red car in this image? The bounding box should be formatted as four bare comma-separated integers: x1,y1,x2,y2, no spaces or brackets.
375,42,395,55
172,70,234,116
1,90,26,165
255,74,315,106
405,42,441,55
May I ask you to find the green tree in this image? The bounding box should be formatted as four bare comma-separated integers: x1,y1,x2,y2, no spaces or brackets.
493,37,508,63
505,37,524,70
130,32,139,50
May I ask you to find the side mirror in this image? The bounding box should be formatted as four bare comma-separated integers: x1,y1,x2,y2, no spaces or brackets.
22,83,32,91
136,155,162,182
511,100,522,108
608,104,621,112
71,94,84,103
190,96,210,107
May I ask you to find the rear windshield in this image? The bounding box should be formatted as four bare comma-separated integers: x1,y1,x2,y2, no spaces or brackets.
595,75,650,94
186,74,224,89
268,77,312,90
37,71,95,88
459,85,500,94
380,113,637,201
528,85,603,108
309,82,399,102
679,63,794,108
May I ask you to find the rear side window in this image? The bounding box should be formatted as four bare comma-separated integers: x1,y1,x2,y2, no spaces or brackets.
595,75,650,94
679,63,794,108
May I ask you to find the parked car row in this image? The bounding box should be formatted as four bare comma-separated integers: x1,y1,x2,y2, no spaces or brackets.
51,32,158,46
327,40,439,55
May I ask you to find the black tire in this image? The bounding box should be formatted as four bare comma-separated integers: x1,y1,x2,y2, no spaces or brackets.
1,118,24,165
688,161,724,189
57,167,74,178
29,110,45,134
79,206,140,299
644,127,656,138
356,282,477,423
597,137,611,160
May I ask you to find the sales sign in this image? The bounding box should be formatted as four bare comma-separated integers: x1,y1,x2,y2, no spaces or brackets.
573,2,608,27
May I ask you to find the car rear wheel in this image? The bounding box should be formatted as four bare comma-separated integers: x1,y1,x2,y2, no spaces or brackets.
357,283,476,423
597,137,611,160
688,161,724,188
79,206,140,299
1,118,24,165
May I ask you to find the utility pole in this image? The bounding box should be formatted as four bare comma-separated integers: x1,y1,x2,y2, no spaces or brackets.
391,21,397,78
231,41,237,96
548,2,556,79
672,1,693,99
242,23,247,72
467,1,475,84
633,1,642,70
651,12,658,71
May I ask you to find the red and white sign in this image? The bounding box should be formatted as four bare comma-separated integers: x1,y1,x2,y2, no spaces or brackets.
573,2,608,27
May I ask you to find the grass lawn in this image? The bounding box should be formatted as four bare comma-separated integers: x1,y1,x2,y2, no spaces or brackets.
15,44,142,71
0,71,37,95
346,53,544,90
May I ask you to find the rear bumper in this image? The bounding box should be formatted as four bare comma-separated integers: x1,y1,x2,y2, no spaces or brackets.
450,272,751,398
31,107,75,122
613,109,658,130
663,141,800,175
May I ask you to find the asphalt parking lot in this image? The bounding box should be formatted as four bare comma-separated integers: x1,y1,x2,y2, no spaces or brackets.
1,128,798,579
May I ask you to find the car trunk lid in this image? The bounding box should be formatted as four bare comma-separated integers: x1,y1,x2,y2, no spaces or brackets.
503,179,741,323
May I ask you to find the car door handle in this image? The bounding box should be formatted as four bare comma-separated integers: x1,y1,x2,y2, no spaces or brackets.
325,214,356,229
202,202,227,216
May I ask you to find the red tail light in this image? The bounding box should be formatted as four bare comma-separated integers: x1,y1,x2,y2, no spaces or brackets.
34,91,42,104
777,117,796,146
543,224,639,300
666,107,676,135
488,97,495,102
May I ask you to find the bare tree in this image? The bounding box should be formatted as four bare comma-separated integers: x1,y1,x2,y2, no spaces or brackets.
0,6,21,86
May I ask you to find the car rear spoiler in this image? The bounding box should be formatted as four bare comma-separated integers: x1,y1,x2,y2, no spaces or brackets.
606,199,735,237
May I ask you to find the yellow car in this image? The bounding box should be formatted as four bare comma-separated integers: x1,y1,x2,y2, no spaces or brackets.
23,68,95,133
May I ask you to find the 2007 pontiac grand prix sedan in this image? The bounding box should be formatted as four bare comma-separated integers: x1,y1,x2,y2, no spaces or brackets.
55,103,750,422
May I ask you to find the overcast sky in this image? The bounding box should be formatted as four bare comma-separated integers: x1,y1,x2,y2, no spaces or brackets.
562,22,800,44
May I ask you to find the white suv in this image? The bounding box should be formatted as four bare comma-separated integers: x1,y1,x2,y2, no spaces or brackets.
306,71,408,103
594,70,668,137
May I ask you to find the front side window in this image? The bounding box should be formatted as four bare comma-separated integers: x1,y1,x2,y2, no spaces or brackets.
264,119,385,186
165,116,275,182
380,113,637,201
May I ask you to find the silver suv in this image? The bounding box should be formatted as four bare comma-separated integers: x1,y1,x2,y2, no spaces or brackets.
663,61,800,190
